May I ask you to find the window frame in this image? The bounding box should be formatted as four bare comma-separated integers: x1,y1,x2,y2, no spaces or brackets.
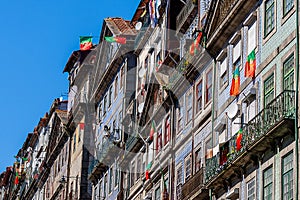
205,68,213,104
283,54,295,91
264,0,275,37
196,79,203,113
264,73,275,106
164,115,171,146
283,0,294,17
184,154,192,181
247,178,256,200
263,166,273,200
186,89,193,123
282,151,294,200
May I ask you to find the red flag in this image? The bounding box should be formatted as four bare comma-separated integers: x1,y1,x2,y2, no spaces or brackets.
230,67,240,96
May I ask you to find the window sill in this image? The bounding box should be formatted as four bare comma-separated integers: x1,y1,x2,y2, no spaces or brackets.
263,28,277,45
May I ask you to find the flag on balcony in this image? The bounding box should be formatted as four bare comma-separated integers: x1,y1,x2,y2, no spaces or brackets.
104,36,127,44
189,31,203,56
245,50,256,78
145,162,153,180
149,120,156,141
14,172,19,185
161,171,169,200
230,67,240,96
236,129,243,151
80,36,93,51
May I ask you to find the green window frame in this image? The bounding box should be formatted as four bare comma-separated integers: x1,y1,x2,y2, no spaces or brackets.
265,0,275,36
282,152,293,200
264,73,274,106
283,0,294,16
263,166,273,200
283,55,294,90
247,178,256,200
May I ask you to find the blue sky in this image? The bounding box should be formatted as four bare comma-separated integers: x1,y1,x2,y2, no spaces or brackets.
0,0,140,172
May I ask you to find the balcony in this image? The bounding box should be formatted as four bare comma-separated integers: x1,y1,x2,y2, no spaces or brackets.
205,90,296,193
134,18,152,54
72,91,87,115
182,168,208,199
176,0,198,34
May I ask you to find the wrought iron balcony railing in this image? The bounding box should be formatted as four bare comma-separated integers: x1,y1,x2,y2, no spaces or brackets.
205,90,296,183
176,0,198,34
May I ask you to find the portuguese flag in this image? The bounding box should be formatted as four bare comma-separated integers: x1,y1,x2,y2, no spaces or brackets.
145,162,153,180
189,31,203,56
80,36,93,51
104,36,127,44
245,50,256,78
230,67,240,96
236,129,243,151
149,120,156,141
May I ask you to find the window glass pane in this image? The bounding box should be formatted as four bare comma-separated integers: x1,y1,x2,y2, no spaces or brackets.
248,21,257,54
247,178,256,200
283,55,294,90
282,152,293,200
206,69,213,103
263,167,273,200
264,74,274,106
196,81,203,113
233,40,241,62
284,0,294,16
265,0,275,36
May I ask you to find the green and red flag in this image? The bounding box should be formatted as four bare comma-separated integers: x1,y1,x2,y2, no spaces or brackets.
236,129,243,151
104,36,127,44
230,67,240,96
14,172,19,185
245,50,256,78
149,120,156,141
189,31,203,56
145,162,153,180
80,36,93,51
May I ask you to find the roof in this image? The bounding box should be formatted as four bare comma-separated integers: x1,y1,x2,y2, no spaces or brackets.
131,0,150,23
63,50,80,73
104,17,137,36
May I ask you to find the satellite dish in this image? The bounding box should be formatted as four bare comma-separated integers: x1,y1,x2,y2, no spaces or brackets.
138,102,145,113
227,103,239,119
135,22,143,30
138,68,146,78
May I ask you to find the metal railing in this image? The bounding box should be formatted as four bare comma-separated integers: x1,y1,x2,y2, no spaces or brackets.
176,0,197,32
205,90,296,182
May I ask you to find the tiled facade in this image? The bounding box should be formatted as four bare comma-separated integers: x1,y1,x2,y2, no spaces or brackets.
1,0,299,200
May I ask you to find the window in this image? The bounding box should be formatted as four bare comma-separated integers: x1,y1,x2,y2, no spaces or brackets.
73,133,76,152
120,66,124,89
195,149,202,172
99,180,102,198
114,168,119,188
245,99,256,123
205,69,213,103
108,86,113,106
177,98,184,133
130,163,135,187
233,40,241,66
109,167,113,193
155,187,161,200
156,127,162,154
176,165,183,199
176,165,183,185
164,116,170,145
79,123,84,143
263,166,273,200
283,0,294,16
282,152,293,200
248,21,257,54
103,95,107,115
185,155,192,180
98,102,102,121
196,80,203,112
103,174,107,198
283,55,294,90
247,178,256,200
264,73,274,106
114,76,118,98
136,157,141,181
219,57,228,88
265,0,275,36
186,91,193,122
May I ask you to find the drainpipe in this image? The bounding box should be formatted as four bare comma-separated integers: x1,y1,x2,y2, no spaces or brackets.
294,1,299,199
209,58,217,200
